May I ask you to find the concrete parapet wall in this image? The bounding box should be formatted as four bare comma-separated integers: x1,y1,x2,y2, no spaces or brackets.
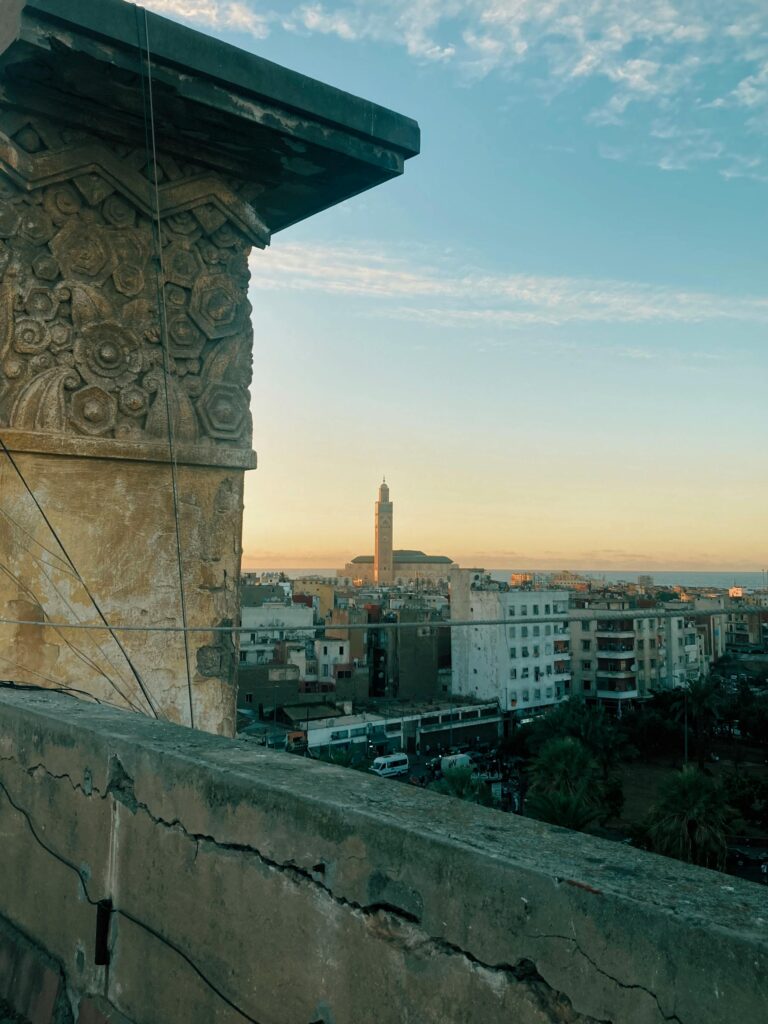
0,687,766,1024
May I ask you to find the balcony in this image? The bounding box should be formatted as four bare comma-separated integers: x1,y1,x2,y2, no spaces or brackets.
596,677,637,692
595,622,634,637
596,641,635,654
596,688,640,700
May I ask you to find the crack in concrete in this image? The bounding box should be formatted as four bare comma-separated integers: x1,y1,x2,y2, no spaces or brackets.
529,931,683,1024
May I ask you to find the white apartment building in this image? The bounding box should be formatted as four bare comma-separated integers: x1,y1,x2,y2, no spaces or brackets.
450,570,570,716
314,638,351,682
239,602,314,667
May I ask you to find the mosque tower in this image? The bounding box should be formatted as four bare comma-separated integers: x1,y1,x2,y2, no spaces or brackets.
374,478,394,585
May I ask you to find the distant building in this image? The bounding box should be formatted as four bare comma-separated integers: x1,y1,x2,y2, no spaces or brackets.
450,570,570,717
341,480,456,586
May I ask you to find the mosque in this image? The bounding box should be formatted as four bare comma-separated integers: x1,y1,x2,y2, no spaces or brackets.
340,480,456,586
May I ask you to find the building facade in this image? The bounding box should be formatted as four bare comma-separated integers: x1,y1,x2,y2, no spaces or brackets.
450,570,570,717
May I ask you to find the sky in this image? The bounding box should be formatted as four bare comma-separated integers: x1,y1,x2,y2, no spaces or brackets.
143,1,768,572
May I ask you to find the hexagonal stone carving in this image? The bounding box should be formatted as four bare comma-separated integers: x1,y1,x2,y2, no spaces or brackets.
164,243,203,289
18,205,54,245
51,220,112,281
189,273,244,340
32,254,60,281
70,385,117,436
24,286,58,321
168,313,205,359
197,382,248,440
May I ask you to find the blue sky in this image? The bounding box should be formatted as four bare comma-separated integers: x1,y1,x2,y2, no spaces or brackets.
145,1,767,571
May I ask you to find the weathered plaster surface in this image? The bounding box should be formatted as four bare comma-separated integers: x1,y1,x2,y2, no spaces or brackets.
0,452,242,732
0,689,766,1024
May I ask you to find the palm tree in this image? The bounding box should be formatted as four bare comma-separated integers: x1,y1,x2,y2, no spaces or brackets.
645,767,733,870
429,765,494,806
526,737,606,831
671,677,721,768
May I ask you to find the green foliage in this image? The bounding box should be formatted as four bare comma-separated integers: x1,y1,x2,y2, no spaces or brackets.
644,767,734,870
670,677,722,768
526,737,610,831
428,765,494,806
528,699,632,778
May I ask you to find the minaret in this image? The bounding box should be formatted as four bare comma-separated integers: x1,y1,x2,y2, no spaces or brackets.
374,478,394,585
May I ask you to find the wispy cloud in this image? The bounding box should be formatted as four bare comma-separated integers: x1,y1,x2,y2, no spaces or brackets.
143,1,768,176
250,242,768,328
143,0,270,38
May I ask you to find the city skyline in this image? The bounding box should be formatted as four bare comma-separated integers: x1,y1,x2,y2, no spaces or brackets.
146,1,768,572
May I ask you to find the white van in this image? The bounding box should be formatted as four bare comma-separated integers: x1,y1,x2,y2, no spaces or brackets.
369,753,410,778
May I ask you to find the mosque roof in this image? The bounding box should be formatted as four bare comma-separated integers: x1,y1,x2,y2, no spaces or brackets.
350,550,453,565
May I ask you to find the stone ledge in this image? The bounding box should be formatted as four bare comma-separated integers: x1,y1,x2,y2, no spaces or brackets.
0,687,766,1024
0,428,257,469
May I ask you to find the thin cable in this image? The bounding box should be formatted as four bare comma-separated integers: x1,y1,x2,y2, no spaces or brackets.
0,507,77,577
138,8,195,728
0,436,161,718
0,679,134,714
0,606,752,634
0,562,143,713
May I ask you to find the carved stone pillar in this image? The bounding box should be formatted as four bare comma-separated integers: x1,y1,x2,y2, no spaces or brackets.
0,0,418,732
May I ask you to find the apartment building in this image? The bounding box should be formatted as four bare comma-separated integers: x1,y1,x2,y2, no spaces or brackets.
450,570,570,716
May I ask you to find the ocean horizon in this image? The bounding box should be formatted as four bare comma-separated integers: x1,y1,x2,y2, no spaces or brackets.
243,567,768,590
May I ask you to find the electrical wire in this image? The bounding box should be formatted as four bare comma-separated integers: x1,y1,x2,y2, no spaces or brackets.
0,436,161,718
137,7,195,728
0,562,143,713
0,606,753,634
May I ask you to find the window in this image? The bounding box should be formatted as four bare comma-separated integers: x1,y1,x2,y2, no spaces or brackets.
545,643,552,655
522,667,530,679
533,625,540,637
533,604,539,615
650,638,657,650
534,667,541,681
581,639,591,651
521,626,529,638
533,645,540,657
322,665,329,677
582,660,592,670
545,604,551,614
534,688,541,701
581,621,590,632
522,646,529,658
509,626,516,639
583,680,592,690
522,689,529,701
510,668,517,679
508,607,515,617
509,647,517,659
339,646,344,655
239,651,247,663
521,605,528,616
245,693,253,704
637,638,645,651
250,633,256,643
545,688,553,699
323,646,328,655
650,659,657,668
546,664,552,676
545,625,551,636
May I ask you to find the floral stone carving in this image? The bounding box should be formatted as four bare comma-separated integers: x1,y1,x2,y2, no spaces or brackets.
0,111,256,452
